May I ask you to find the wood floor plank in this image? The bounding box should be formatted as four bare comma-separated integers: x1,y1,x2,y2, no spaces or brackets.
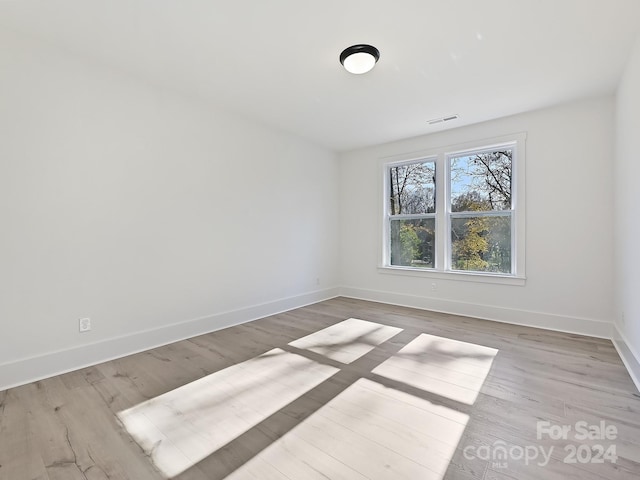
287,410,443,480
0,389,50,480
227,431,369,480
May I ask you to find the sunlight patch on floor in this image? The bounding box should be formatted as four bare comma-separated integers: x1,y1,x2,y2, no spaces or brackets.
226,378,470,480
118,322,497,478
372,333,498,405
117,348,339,478
288,318,403,363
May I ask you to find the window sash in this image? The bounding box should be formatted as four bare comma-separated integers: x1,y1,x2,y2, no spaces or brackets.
447,211,514,274
388,216,436,269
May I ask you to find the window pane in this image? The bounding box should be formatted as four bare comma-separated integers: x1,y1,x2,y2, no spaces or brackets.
451,216,511,273
390,218,435,268
389,161,435,215
450,149,512,212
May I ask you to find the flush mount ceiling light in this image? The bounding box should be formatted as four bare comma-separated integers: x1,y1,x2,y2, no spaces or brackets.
339,44,380,74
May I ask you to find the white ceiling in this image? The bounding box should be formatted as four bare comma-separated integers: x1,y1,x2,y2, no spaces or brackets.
1,0,639,151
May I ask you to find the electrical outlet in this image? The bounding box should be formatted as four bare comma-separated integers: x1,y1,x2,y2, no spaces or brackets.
621,312,626,326
316,277,320,286
431,282,437,292
79,317,91,333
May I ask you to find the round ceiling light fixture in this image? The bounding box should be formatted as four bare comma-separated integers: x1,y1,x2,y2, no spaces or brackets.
339,44,380,74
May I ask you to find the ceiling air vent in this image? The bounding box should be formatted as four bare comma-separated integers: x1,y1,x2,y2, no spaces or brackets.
427,114,459,125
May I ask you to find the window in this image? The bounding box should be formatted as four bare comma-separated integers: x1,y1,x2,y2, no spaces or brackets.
449,148,512,274
382,134,525,282
388,160,436,268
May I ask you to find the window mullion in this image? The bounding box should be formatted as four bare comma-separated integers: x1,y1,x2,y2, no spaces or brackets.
436,152,447,271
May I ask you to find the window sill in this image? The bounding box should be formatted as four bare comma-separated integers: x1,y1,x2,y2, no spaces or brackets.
377,265,526,286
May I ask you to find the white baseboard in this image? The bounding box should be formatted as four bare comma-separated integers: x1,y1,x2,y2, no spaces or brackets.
345,285,638,393
0,288,340,392
612,325,640,393
4,286,636,395
339,286,613,339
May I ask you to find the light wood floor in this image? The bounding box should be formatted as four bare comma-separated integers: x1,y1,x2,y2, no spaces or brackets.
1,297,639,479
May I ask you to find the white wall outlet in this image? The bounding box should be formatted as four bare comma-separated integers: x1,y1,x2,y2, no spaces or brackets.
431,282,437,292
79,317,91,333
316,277,321,286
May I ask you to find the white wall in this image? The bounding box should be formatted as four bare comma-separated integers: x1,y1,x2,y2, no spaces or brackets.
339,96,615,336
2,25,634,391
0,31,339,389
614,34,640,385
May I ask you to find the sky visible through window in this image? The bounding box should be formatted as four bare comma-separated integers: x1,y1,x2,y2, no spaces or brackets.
450,150,512,212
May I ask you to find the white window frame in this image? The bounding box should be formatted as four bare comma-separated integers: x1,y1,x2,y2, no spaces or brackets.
383,157,437,268
379,133,526,286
